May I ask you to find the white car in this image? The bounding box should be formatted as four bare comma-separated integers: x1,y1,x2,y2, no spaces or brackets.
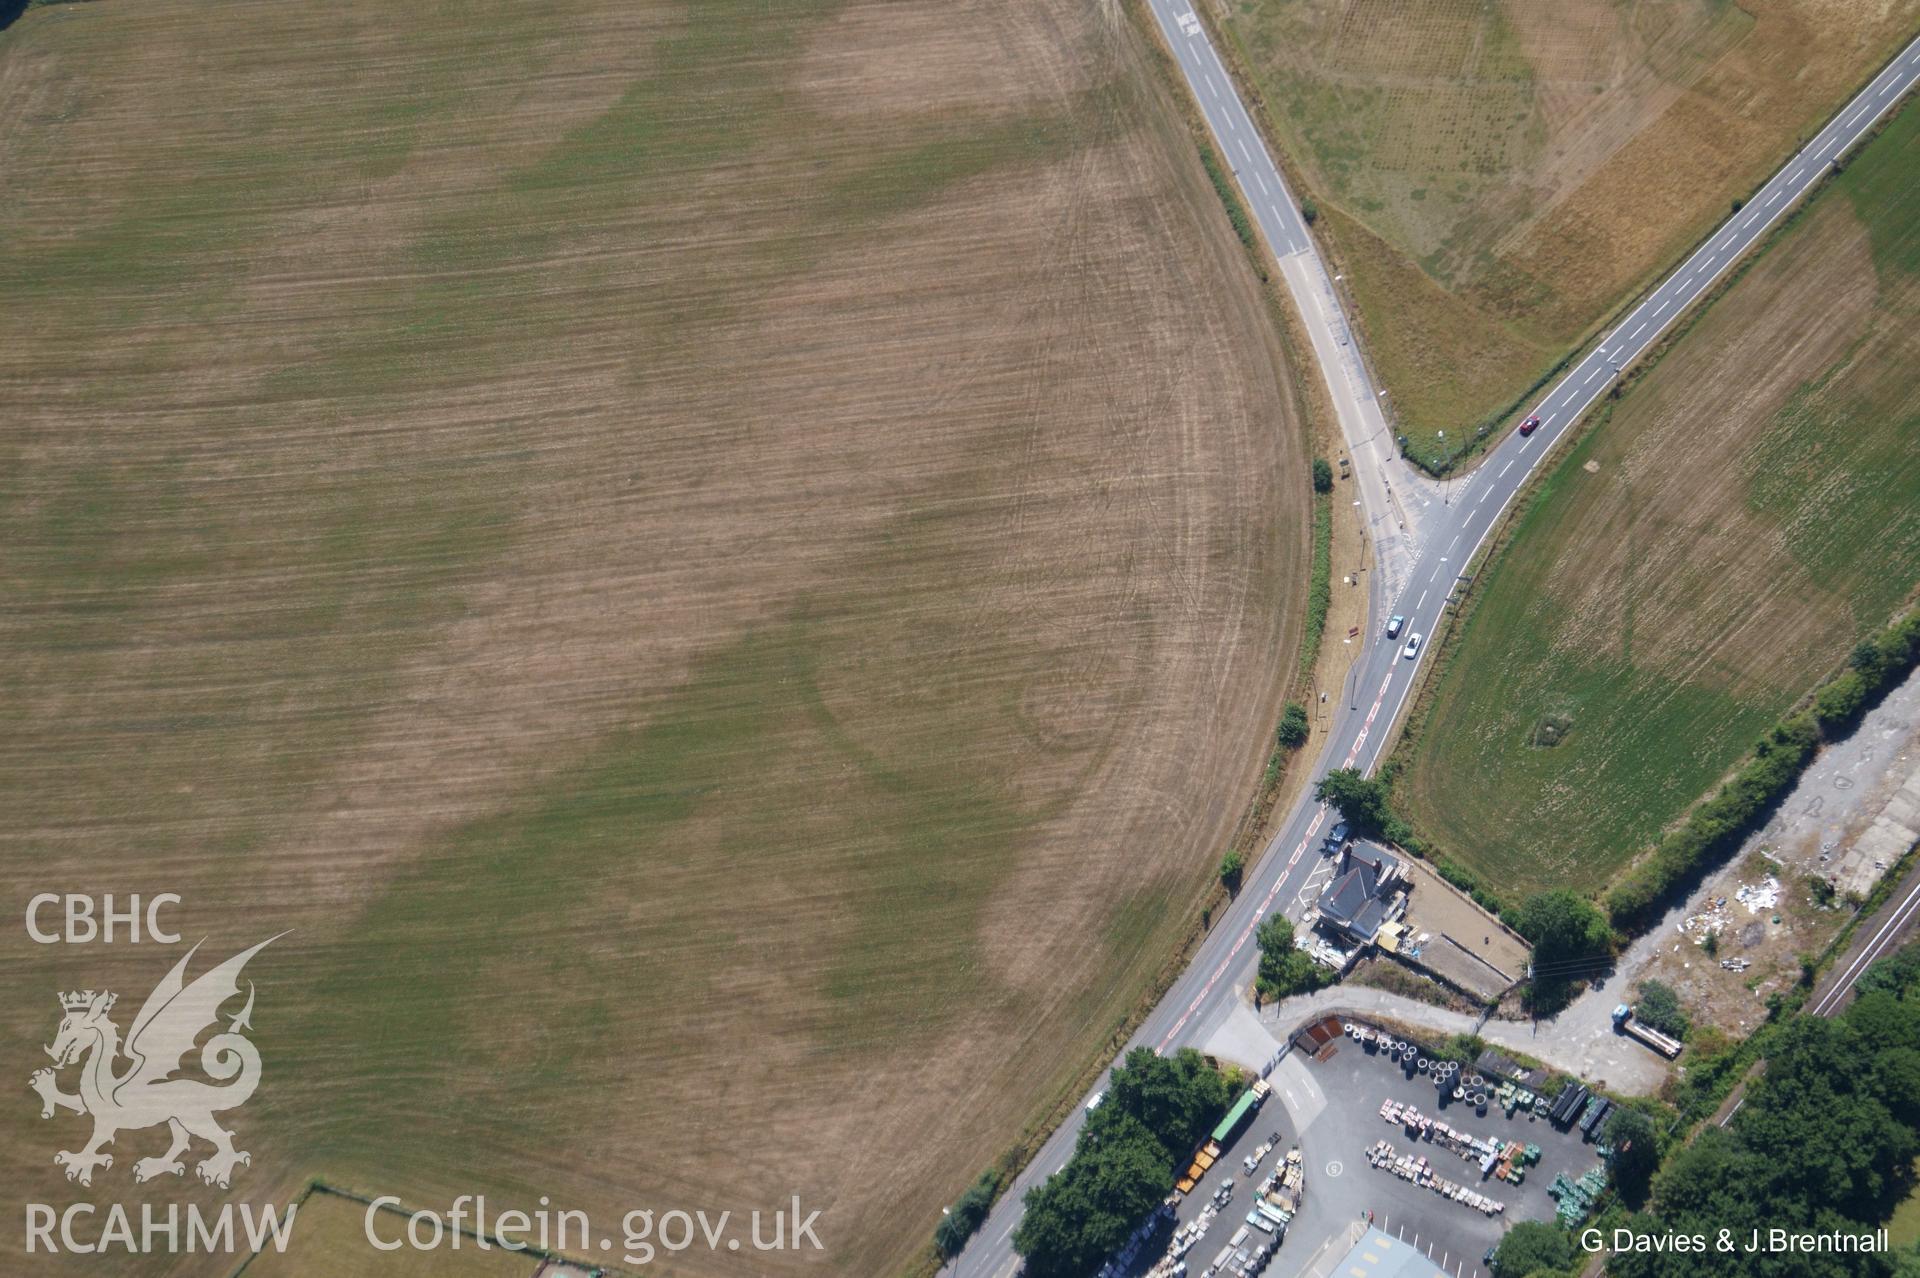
1402,634,1422,660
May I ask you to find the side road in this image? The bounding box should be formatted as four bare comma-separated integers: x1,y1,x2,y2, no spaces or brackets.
1251,987,1668,1096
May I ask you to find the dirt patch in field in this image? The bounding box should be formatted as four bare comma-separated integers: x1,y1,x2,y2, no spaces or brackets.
1397,856,1531,1000
0,2,1311,1275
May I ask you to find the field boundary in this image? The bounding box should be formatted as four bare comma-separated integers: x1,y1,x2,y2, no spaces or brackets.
1126,0,1357,882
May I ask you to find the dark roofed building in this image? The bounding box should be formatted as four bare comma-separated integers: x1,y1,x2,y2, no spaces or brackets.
1475,1049,1543,1089
1316,840,1405,946
1347,841,1399,881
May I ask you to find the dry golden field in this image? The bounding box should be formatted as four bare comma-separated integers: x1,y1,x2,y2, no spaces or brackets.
1214,0,1920,457
0,0,1312,1273
240,1193,540,1278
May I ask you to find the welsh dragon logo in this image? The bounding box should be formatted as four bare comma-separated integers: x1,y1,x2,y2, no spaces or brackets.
29,936,280,1189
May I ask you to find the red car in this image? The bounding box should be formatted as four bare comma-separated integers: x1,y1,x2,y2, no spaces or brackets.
1518,415,1541,437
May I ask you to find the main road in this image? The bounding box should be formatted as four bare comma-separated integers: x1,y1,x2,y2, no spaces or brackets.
949,17,1920,1278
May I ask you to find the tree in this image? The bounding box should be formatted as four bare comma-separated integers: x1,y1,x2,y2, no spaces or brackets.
1515,889,1610,1011
1256,915,1331,1000
1311,457,1334,493
1516,889,1609,970
1300,199,1318,225
1314,768,1392,836
1257,914,1295,960
1013,1048,1230,1275
1610,955,1920,1278
1852,638,1887,679
1013,1114,1168,1277
935,1171,998,1256
1100,1047,1230,1160
1603,1106,1660,1208
1277,702,1310,749
1634,979,1689,1040
1219,848,1245,893
1858,944,1920,999
1493,1221,1574,1276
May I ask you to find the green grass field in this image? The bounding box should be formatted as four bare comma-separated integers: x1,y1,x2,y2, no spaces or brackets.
1217,0,1919,460
1402,101,1920,898
1892,1168,1920,1251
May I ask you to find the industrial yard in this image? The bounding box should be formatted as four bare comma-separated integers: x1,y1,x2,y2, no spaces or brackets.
1276,1018,1618,1276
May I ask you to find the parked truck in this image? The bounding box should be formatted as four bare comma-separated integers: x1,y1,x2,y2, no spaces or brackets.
1612,1004,1683,1058
1178,1079,1275,1195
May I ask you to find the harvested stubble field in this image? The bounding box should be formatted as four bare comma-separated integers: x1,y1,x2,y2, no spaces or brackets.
1213,0,1920,457
0,0,1313,1274
1402,101,1920,900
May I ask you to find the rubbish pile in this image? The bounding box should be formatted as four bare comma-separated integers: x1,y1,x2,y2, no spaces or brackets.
1679,899,1731,943
1365,1141,1506,1216
1680,876,1782,946
1735,877,1781,913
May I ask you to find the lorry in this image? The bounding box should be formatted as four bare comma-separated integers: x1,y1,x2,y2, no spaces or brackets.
1612,1004,1683,1059
1210,1080,1273,1147
1178,1080,1276,1194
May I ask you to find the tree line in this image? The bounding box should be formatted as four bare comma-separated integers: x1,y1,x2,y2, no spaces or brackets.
1011,1047,1233,1277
